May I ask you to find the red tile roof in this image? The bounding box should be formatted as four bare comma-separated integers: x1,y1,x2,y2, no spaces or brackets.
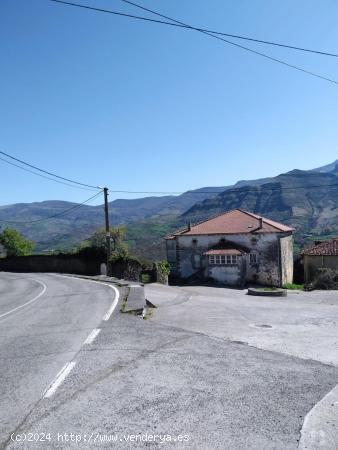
301,238,338,256
204,249,245,255
167,209,294,238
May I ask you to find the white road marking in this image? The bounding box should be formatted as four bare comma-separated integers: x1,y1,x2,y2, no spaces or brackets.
102,283,119,320
54,275,120,322
44,361,76,398
83,328,101,344
0,278,47,320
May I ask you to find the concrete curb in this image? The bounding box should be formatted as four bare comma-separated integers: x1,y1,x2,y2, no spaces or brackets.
61,273,129,288
247,287,287,297
122,285,145,313
62,274,146,315
299,384,338,449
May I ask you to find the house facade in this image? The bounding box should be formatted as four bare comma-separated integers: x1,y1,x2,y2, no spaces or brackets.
165,209,294,287
301,238,338,283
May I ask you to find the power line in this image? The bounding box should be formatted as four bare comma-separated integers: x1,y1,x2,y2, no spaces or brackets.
48,0,338,85
117,0,338,86
118,0,338,58
2,150,338,197
0,156,98,191
0,191,103,225
0,150,100,190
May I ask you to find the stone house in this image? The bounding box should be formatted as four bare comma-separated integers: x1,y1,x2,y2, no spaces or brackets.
301,238,338,283
165,209,294,287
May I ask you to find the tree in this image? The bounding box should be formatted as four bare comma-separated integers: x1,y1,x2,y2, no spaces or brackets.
0,228,34,257
78,226,129,259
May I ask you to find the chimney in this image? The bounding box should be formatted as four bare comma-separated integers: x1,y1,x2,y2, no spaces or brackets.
258,217,263,229
188,222,192,231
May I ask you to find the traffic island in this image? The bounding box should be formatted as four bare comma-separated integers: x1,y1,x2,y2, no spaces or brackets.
248,287,287,297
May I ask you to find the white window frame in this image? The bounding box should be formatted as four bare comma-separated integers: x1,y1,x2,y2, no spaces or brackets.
208,254,239,265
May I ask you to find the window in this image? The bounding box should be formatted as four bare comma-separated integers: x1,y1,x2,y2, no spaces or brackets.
208,254,239,265
250,253,258,264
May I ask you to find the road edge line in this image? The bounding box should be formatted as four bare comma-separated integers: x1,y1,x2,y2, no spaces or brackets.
54,274,120,321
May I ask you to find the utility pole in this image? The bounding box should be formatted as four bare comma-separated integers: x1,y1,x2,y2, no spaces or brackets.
103,187,111,276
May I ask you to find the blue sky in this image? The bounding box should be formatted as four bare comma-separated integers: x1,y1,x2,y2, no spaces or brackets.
1,0,338,205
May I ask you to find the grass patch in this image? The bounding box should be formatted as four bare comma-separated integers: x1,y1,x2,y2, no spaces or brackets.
256,287,279,291
283,283,304,290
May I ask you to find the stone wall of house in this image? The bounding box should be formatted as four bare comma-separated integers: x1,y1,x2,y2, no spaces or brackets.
304,255,338,283
168,232,293,286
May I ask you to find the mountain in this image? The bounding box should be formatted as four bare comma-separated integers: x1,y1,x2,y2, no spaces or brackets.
183,169,338,233
0,160,337,257
0,187,226,251
311,160,338,173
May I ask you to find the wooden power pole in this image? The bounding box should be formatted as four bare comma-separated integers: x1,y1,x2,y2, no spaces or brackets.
103,187,111,276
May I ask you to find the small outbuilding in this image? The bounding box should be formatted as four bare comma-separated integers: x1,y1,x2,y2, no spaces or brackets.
301,238,338,284
165,209,294,287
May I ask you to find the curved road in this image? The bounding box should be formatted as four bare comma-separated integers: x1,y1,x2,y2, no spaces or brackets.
0,273,118,447
1,273,338,450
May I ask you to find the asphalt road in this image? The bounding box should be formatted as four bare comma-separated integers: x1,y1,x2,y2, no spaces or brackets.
1,273,338,450
0,273,116,449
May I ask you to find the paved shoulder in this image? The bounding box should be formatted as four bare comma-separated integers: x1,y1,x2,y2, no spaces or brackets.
299,384,338,450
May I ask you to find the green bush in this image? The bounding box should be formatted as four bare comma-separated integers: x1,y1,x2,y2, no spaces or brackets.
155,260,170,284
141,273,151,284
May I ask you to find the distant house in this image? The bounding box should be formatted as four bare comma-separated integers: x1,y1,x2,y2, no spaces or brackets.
165,209,294,287
301,238,338,283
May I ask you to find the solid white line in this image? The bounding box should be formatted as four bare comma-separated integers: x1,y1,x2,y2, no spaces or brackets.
102,283,119,320
0,278,47,319
83,328,101,344
44,361,76,398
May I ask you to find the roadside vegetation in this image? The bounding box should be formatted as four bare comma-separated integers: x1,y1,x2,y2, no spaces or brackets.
0,227,34,257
